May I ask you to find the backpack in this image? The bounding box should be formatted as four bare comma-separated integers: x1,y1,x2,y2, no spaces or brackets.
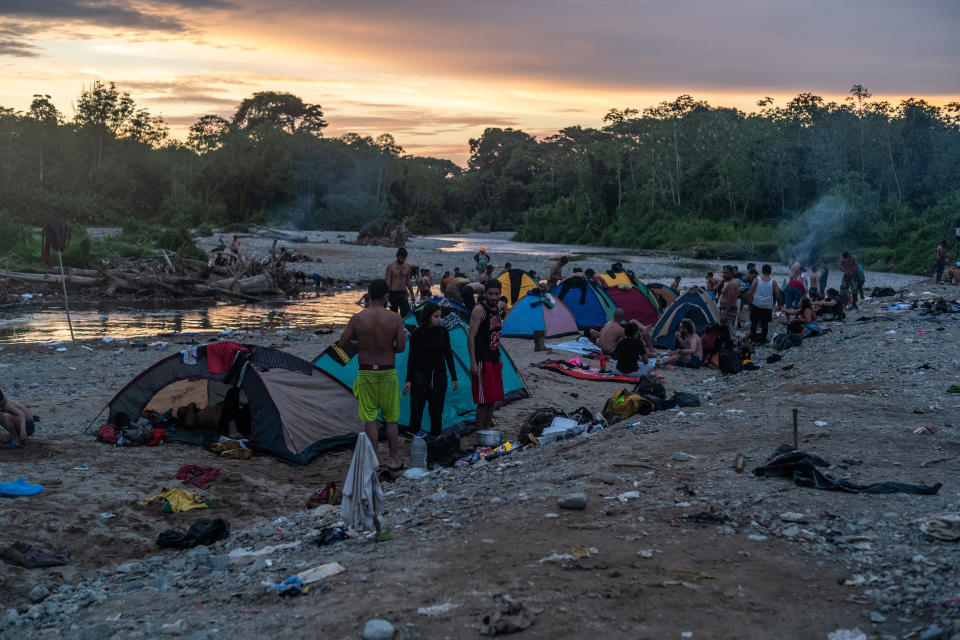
717,350,743,375
701,324,733,360
632,375,666,399
672,391,701,407
602,388,654,423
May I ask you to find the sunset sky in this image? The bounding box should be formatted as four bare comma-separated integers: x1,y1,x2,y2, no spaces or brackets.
1,0,957,165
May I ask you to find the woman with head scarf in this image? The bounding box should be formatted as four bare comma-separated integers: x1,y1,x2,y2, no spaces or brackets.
403,303,458,437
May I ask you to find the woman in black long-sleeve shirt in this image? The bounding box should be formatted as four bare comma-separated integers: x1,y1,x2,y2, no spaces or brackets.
403,303,459,437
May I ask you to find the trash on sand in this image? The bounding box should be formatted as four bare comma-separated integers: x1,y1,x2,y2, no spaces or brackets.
403,467,431,479
662,580,700,591
827,629,867,640
914,426,937,435
637,549,654,558
478,594,537,636
616,491,640,502
81,345,94,351
313,526,349,546
263,575,307,597
417,602,459,616
73,463,89,471
298,561,346,584
919,513,960,541
538,552,578,564
228,541,301,560
55,347,68,352
814,421,828,427
748,534,768,542
98,513,116,519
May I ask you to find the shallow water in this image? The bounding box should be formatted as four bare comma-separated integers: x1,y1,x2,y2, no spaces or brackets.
0,291,365,344
427,235,625,257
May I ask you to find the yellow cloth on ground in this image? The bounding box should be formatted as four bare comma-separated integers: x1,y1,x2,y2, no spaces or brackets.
140,488,209,513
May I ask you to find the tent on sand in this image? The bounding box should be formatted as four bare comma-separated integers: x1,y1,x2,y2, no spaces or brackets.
497,269,538,309
652,287,721,349
550,277,616,329
314,315,528,433
107,342,360,465
502,290,579,338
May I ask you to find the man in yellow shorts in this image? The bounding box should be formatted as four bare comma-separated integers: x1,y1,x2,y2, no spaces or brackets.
338,278,407,471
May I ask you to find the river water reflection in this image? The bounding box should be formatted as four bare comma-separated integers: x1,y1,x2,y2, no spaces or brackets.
0,291,365,344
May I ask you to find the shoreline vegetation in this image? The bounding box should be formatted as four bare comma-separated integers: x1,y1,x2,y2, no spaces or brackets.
1,83,958,277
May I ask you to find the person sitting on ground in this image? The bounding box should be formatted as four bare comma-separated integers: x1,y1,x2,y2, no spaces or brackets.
0,387,33,446
439,271,452,296
418,268,432,300
813,288,847,320
949,261,960,285
589,308,628,354
657,318,703,369
797,296,820,337
612,323,654,378
671,275,682,291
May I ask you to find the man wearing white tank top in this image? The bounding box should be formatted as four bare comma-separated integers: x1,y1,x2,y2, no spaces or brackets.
748,264,781,344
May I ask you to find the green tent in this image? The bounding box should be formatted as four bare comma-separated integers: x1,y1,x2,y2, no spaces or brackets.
313,316,528,433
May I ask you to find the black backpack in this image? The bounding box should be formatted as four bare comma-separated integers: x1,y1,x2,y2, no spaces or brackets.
718,350,743,375
632,374,666,399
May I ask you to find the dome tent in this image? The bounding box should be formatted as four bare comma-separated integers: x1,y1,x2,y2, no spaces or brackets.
314,315,528,433
497,269,538,309
549,277,616,329
502,290,579,338
652,287,721,349
107,343,361,465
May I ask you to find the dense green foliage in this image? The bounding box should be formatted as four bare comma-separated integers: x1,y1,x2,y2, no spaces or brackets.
1,83,958,273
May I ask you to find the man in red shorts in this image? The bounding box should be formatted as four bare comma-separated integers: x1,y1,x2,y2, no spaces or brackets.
468,280,504,428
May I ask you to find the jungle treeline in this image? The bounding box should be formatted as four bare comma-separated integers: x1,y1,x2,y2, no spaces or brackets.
0,82,958,272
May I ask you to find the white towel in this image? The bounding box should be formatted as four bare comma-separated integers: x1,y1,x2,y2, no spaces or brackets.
340,433,384,531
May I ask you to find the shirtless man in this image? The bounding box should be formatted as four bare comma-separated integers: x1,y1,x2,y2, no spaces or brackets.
547,256,568,290
590,309,628,354
949,262,960,285
418,268,432,300
718,266,741,329
657,319,703,369
479,265,495,284
338,279,406,471
385,247,417,316
671,275,682,291
705,272,723,296
0,387,33,446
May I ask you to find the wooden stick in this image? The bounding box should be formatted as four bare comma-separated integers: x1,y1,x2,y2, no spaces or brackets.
57,250,76,346
792,407,799,450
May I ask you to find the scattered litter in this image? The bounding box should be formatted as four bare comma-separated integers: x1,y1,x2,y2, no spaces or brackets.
263,575,306,597
725,409,744,414
478,594,536,636
101,337,113,343
417,602,459,616
544,512,559,518
298,561,346,584
748,534,768,542
779,512,807,523
98,513,117,519
538,552,578,564
920,513,960,541
81,346,94,351
814,421,828,427
662,580,700,591
73,463,89,471
914,426,937,435
55,347,67,352
827,629,867,640
228,541,301,559
403,467,431,479
637,549,654,558
617,491,640,502
113,348,124,355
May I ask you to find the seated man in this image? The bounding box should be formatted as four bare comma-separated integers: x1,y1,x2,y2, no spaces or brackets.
657,319,703,369
589,308,627,354
949,262,960,285
0,387,33,446
812,288,847,320
612,323,655,378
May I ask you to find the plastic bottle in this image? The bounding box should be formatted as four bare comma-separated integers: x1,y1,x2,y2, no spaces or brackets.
734,453,745,473
411,432,427,469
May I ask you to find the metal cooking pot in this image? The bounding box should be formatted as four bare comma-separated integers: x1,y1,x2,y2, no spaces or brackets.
476,429,503,447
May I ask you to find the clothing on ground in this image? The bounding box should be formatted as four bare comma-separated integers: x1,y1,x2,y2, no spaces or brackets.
753,448,941,495
0,542,69,568
0,476,44,497
353,368,400,423
140,488,209,513
340,432,383,531
157,518,230,548
176,465,222,489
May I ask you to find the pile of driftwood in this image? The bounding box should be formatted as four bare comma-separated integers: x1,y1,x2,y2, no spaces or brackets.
349,220,409,247
1,252,301,303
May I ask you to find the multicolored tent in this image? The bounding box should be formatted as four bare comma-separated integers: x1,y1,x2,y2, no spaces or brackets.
646,283,678,309
604,283,659,326
550,277,616,329
502,290,579,338
652,287,721,349
598,269,634,288
107,344,360,465
314,316,528,433
497,269,538,309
